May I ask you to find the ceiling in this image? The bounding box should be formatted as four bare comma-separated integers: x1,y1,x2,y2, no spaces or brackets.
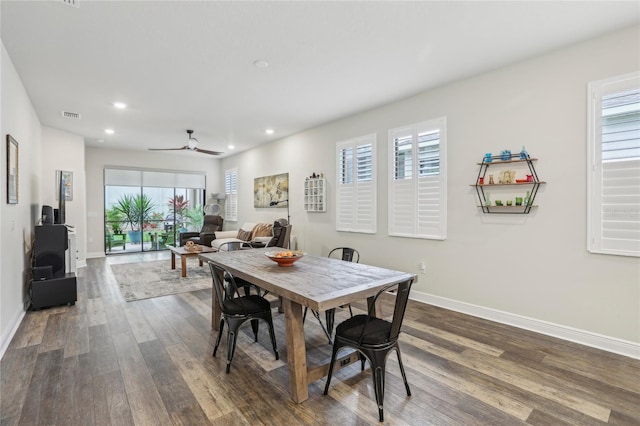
2,1,638,158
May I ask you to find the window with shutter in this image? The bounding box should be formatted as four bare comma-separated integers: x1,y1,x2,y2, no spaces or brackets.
225,168,238,222
389,118,447,240
336,134,376,233
588,72,640,257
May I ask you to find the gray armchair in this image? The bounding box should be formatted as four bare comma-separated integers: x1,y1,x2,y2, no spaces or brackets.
179,215,224,247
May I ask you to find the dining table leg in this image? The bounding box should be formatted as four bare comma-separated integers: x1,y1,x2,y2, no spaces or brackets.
211,266,222,329
282,297,308,403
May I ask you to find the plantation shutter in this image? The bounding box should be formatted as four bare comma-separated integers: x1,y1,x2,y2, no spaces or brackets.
225,168,238,222
588,72,640,257
388,118,447,240
336,134,376,233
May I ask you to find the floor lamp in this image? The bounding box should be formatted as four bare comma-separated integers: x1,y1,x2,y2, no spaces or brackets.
269,199,290,248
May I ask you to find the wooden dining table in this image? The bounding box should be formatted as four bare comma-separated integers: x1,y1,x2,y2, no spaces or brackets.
199,248,416,403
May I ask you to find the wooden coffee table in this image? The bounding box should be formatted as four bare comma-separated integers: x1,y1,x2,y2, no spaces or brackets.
167,245,217,277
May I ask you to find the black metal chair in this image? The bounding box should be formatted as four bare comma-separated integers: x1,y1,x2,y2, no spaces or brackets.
323,279,413,422
209,262,279,373
304,247,360,343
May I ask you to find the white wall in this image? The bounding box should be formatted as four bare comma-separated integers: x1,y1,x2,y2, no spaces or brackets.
221,26,640,352
41,126,86,266
0,43,43,354
84,147,222,258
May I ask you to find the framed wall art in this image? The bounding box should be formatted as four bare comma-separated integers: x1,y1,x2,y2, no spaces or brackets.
253,172,289,208
56,170,73,201
6,135,18,204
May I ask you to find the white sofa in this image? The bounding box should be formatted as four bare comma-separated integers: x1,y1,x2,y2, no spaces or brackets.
211,222,273,251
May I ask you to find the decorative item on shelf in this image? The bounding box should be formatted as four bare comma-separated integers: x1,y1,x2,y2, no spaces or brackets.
473,151,544,214
184,240,203,252
520,146,529,159
484,153,492,163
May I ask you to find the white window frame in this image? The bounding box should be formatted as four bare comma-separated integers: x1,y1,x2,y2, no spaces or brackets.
336,134,377,233
225,168,238,222
587,71,640,257
388,117,447,240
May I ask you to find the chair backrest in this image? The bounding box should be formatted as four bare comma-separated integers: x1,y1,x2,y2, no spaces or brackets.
359,279,414,344
209,262,247,315
266,218,292,249
201,215,224,234
209,262,228,312
328,247,359,263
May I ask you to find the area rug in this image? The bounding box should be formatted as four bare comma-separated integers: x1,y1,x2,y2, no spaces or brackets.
110,259,212,302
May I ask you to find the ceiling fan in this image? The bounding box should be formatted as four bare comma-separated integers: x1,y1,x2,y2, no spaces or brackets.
148,130,224,156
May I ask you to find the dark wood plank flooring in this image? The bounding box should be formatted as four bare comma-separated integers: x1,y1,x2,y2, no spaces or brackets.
2,252,639,425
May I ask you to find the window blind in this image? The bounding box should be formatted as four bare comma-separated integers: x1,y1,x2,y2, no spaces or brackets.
336,134,376,233
588,72,640,257
225,168,238,221
104,168,205,189
389,118,447,240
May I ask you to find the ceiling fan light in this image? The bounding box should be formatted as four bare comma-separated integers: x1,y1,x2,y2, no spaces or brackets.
187,137,198,150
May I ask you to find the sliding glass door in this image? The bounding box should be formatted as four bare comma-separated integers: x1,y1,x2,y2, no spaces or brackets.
104,168,205,255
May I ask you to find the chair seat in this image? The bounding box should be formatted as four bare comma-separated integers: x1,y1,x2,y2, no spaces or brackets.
222,295,271,316
336,314,392,345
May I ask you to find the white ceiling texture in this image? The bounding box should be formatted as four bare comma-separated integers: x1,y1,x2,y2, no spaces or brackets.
2,1,639,157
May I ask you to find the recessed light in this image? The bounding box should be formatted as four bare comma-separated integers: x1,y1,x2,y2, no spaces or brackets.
105,129,115,135
228,145,235,150
265,128,274,135
113,102,127,109
253,59,269,69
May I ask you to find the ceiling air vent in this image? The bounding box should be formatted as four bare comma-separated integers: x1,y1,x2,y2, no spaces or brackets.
61,110,81,120
59,0,79,8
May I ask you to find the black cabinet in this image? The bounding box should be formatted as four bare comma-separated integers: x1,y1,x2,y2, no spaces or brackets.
31,225,77,309
31,273,77,310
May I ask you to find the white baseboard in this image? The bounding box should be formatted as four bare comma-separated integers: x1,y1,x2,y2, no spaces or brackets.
0,308,25,360
86,251,105,259
411,290,640,360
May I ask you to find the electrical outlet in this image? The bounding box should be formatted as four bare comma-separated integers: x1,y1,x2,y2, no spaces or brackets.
419,261,426,274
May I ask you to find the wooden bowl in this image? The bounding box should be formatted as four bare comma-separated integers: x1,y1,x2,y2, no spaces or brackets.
265,251,306,267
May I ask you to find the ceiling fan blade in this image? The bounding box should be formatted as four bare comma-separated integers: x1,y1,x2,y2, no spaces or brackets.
194,147,224,155
148,146,188,151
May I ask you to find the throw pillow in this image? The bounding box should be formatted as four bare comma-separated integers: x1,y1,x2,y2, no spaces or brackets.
237,229,252,241
252,223,273,239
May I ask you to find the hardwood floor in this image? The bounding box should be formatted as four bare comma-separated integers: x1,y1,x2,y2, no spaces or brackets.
2,252,639,425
